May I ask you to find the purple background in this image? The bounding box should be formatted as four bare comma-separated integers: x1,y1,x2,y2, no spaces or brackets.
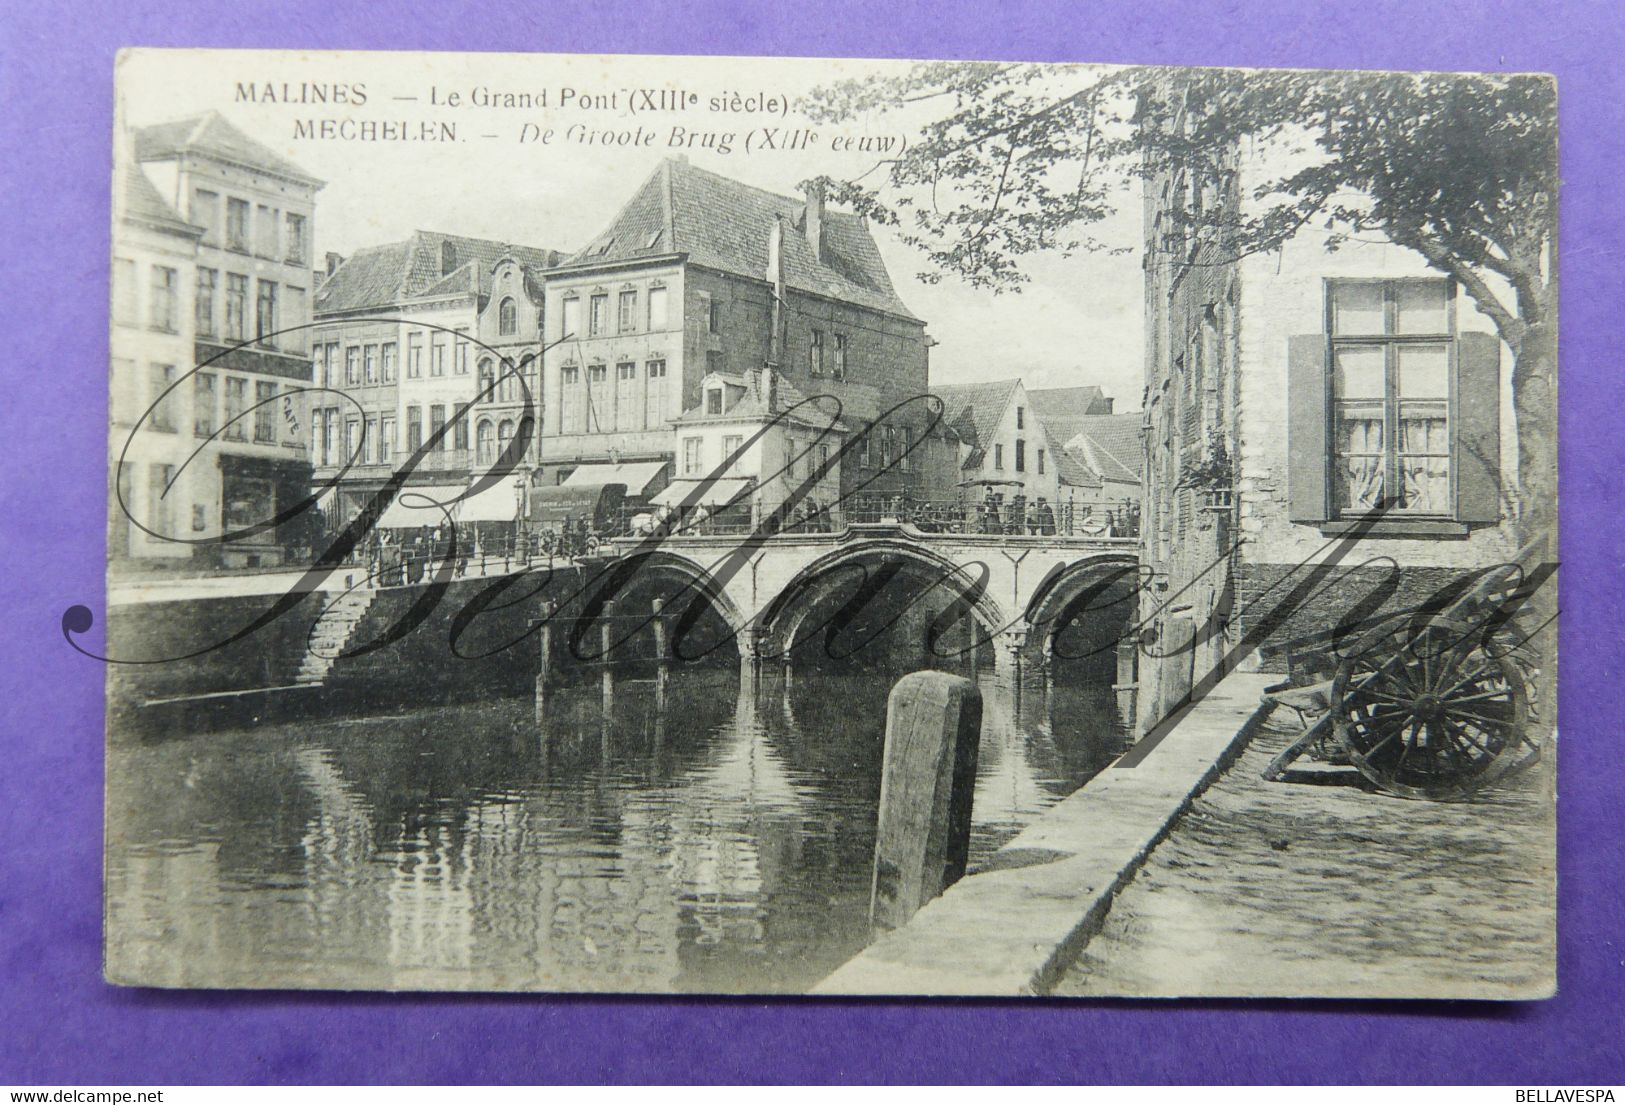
1,0,1619,1085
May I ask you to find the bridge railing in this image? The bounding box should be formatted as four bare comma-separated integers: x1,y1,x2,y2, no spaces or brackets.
602,496,1141,541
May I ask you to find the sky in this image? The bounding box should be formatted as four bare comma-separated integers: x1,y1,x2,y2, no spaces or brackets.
117,49,1145,410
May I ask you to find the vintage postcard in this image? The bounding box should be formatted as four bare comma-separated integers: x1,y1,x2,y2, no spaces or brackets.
100,48,1557,997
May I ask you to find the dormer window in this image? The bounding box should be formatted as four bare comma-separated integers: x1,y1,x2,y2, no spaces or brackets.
706,388,723,415
440,240,457,275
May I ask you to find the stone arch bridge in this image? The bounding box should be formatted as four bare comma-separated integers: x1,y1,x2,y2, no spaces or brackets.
603,522,1141,675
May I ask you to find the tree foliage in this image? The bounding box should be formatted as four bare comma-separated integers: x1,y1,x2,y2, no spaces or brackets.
803,63,1558,530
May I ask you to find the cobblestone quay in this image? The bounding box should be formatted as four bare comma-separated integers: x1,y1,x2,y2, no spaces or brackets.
1055,722,1556,999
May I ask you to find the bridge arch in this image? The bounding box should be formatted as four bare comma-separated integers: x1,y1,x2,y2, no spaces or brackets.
579,548,748,663
756,538,1013,667
1022,553,1143,665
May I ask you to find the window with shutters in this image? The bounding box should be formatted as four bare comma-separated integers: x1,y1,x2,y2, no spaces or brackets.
1288,278,1501,530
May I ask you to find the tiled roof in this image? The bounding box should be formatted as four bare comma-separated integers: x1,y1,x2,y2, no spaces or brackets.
120,163,200,237
1046,427,1101,488
929,379,1022,463
314,231,560,314
313,241,414,313
1027,385,1114,444
133,111,321,186
1066,413,1144,484
564,159,918,320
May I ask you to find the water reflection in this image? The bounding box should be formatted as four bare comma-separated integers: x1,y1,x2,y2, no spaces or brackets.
106,660,1125,993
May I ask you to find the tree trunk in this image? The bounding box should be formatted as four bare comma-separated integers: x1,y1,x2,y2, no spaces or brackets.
1508,317,1558,743
1511,318,1558,547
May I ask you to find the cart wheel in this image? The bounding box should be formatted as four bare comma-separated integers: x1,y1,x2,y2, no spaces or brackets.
1331,616,1529,800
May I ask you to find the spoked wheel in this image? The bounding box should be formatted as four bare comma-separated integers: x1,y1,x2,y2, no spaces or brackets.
1330,616,1529,800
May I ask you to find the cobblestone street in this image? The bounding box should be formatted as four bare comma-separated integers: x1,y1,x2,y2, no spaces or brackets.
1055,716,1556,999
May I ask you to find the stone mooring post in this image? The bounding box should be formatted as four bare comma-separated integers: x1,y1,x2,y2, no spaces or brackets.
870,671,983,933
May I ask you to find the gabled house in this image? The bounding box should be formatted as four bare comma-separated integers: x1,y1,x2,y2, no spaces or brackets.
115,112,324,568
307,231,562,533
538,156,940,507
1064,411,1144,505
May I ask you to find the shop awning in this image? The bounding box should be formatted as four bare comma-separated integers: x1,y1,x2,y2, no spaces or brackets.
375,485,469,529
561,461,667,496
375,482,518,527
456,478,522,523
650,478,754,509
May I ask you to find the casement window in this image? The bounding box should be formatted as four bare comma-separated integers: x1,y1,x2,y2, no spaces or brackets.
189,189,219,244
363,418,377,463
455,330,470,375
324,342,340,386
478,357,496,400
381,342,397,382
225,275,248,340
810,329,825,375
499,297,517,336
379,416,394,464
683,436,703,475
588,294,608,336
343,418,358,461
193,373,216,438
406,406,423,452
254,381,277,442
149,465,176,539
256,205,279,258
722,434,743,467
195,269,217,337
587,364,608,432
1014,438,1026,473
345,347,360,386
429,404,446,450
407,333,423,377
561,296,581,339
647,286,668,330
431,335,447,377
113,259,138,325
832,333,847,379
901,426,913,471
706,387,723,415
149,267,178,333
618,289,637,333
560,365,582,432
284,213,307,265
1289,278,1501,527
452,403,470,452
879,425,893,467
1037,447,1046,475
224,378,248,441
225,199,249,252
860,429,872,468
148,364,176,432
364,344,378,384
994,443,1005,470
644,359,667,428
1016,406,1025,430
476,420,495,465
497,419,515,458
255,280,278,349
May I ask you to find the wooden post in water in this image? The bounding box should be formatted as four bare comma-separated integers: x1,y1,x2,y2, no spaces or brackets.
600,600,616,712
533,603,554,726
651,597,669,710
870,671,983,932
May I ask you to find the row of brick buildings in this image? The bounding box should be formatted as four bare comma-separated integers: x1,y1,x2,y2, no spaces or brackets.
110,113,1142,568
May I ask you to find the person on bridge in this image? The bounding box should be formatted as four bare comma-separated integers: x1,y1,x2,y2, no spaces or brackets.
1035,497,1057,536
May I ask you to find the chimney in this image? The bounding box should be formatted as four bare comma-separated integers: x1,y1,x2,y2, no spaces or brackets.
803,180,825,263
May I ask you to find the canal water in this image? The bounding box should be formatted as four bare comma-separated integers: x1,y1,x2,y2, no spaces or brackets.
106,661,1127,993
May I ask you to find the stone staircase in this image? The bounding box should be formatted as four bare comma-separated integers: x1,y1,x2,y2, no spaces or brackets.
294,589,377,686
